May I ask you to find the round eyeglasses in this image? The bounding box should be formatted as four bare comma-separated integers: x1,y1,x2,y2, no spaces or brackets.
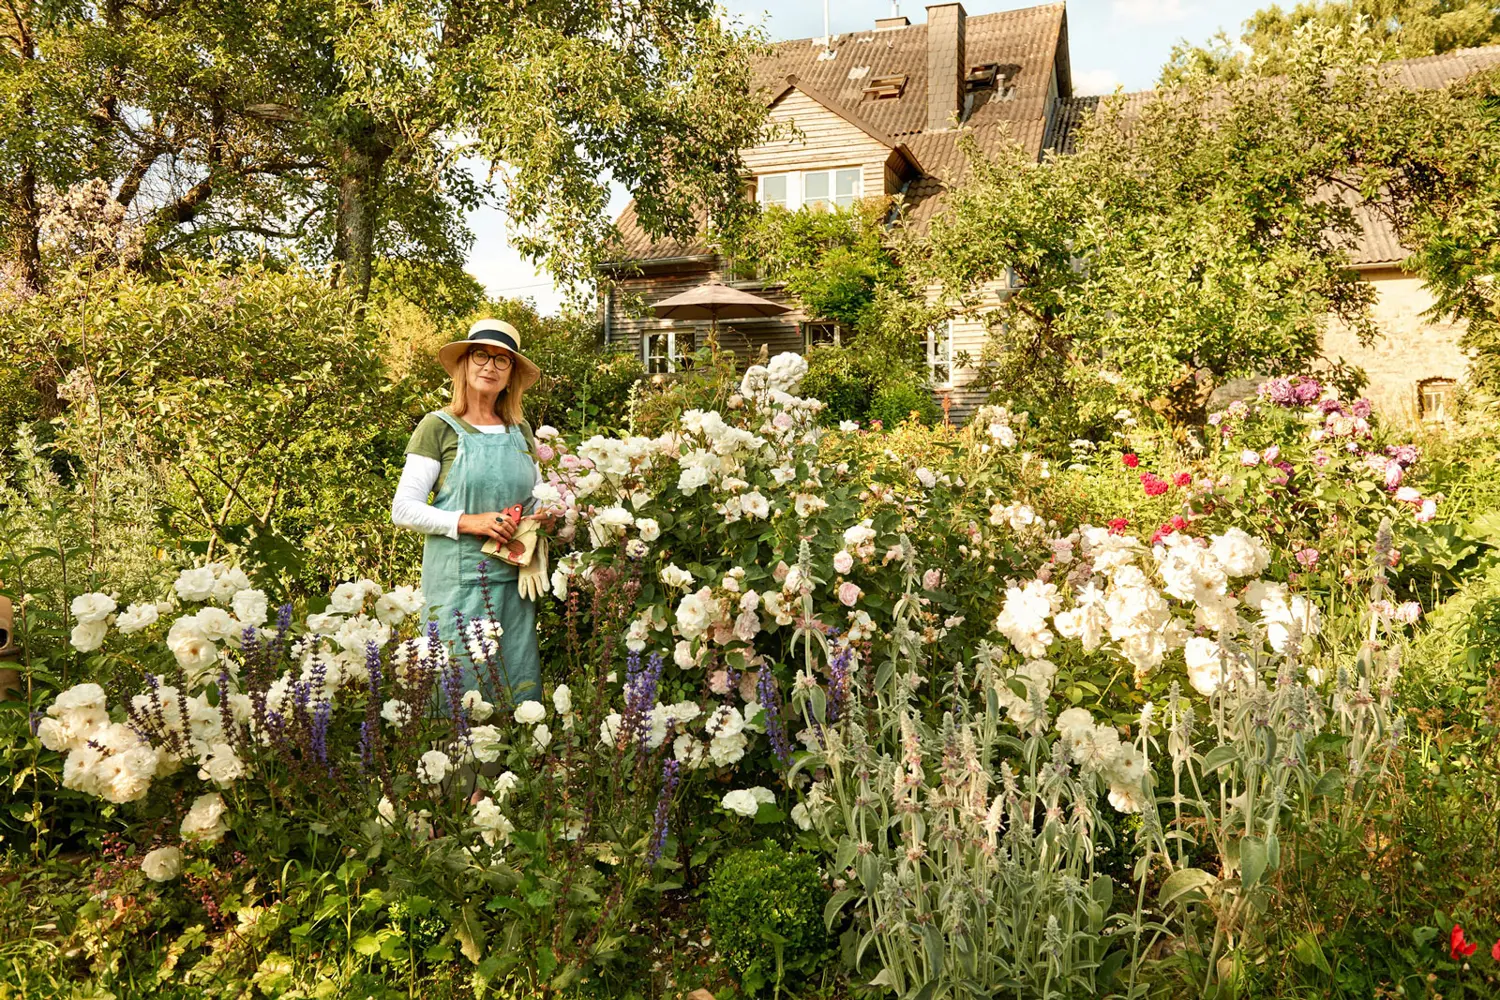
468,349,514,370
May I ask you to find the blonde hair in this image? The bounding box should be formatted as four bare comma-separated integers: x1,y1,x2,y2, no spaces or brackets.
449,352,525,425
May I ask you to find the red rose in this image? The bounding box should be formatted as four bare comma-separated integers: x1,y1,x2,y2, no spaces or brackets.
1122,453,1139,468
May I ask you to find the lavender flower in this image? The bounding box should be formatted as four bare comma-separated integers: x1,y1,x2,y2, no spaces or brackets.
646,758,681,865
757,668,793,766
828,646,853,723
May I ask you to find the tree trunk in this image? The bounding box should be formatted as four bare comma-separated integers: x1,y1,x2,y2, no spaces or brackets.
331,123,391,302
16,164,42,292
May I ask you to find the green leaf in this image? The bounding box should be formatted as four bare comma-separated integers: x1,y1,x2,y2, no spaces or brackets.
352,934,381,957
1157,867,1218,909
824,888,860,932
1239,835,1268,889
1292,931,1332,974
536,945,558,981
454,904,486,964
1201,744,1238,773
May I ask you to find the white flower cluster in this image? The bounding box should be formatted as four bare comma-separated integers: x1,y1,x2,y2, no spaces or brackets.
998,525,1318,693
720,785,775,818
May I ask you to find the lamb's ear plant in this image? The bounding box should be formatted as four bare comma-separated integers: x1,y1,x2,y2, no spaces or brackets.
788,521,1408,999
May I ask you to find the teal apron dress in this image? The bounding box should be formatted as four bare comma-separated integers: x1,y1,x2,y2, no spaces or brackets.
421,410,542,703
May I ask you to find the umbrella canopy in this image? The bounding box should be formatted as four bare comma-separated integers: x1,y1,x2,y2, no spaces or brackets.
651,282,792,322
651,282,792,352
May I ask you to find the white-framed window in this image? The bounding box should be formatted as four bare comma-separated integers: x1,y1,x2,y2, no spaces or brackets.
927,320,954,387
645,330,695,374
803,321,843,348
757,168,862,211
1418,378,1456,421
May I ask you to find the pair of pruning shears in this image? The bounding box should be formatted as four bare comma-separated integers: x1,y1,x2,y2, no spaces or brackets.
495,504,524,525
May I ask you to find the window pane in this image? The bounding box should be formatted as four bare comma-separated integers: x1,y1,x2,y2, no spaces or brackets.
761,175,787,207
835,168,859,206
927,325,952,386
805,322,839,348
675,331,696,371
647,334,668,374
804,171,830,208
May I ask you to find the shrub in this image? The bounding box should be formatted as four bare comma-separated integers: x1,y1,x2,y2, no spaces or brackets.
704,846,830,995
870,380,940,427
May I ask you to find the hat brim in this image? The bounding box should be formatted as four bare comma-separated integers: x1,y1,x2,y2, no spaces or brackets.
438,338,541,392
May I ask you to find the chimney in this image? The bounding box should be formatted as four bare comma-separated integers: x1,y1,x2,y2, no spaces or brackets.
875,15,910,29
925,3,966,131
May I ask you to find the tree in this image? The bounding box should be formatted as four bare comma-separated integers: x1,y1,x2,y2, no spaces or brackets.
1163,0,1500,85
909,29,1392,428
0,0,768,298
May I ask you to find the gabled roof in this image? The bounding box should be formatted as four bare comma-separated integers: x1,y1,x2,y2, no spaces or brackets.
607,2,1070,265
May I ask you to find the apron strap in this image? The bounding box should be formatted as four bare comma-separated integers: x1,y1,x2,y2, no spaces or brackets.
433,410,467,435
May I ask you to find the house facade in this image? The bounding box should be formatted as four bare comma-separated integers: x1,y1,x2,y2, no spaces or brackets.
599,1,1493,424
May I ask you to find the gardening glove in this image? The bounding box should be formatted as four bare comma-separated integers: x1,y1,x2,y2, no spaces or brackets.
517,533,548,603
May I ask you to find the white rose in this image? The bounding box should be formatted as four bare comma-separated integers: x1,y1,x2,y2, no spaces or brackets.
70,620,108,653
530,723,552,752
417,749,452,784
791,802,813,830
115,602,160,634
720,789,761,818
1209,528,1271,578
174,567,217,602
462,690,494,722
180,792,229,842
70,592,117,625
468,725,503,763
212,567,252,604
141,846,184,882
661,564,694,589
635,518,661,542
552,684,572,716
513,700,547,725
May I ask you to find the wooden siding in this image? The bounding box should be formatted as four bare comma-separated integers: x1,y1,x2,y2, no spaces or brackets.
930,278,1013,425
743,90,896,197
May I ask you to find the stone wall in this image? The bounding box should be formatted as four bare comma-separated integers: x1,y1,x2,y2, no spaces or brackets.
1322,267,1470,424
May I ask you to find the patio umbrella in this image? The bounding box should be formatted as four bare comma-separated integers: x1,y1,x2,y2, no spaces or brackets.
651,281,791,351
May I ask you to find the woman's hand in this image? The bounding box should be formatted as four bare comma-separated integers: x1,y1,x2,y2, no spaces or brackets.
458,512,519,544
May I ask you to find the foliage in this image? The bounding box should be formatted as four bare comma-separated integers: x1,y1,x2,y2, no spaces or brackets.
1162,0,1500,85
0,0,769,297
908,28,1398,426
3,256,413,595
801,346,939,428
703,846,831,994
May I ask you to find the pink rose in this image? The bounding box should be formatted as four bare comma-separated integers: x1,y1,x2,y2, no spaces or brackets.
1240,450,1260,467
1294,547,1320,570
923,569,943,591
837,582,862,607
772,561,790,584
1417,498,1437,522
1384,460,1403,490
833,550,854,575
709,670,732,695
1262,445,1280,463
536,443,556,463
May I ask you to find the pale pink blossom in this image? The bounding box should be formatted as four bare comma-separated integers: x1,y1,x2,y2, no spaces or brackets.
837,582,862,607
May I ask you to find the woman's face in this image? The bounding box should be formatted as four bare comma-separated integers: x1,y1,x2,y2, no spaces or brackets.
465,346,514,396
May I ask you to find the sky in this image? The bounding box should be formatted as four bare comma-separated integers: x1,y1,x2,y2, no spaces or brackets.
464,0,1268,315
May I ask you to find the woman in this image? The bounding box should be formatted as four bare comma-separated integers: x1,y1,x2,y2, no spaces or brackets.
391,318,548,702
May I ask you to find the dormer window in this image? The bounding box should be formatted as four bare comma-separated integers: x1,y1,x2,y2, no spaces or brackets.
966,63,1002,91
758,168,862,211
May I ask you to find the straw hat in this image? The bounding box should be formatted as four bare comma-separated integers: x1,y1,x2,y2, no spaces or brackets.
437,319,541,392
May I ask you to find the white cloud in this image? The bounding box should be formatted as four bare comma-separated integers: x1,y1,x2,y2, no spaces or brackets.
1073,68,1125,96
1111,0,1193,24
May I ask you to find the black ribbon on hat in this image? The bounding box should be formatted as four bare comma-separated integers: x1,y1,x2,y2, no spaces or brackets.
469,327,519,354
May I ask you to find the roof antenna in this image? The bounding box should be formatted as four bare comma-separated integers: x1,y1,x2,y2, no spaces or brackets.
891,0,899,15
816,0,836,59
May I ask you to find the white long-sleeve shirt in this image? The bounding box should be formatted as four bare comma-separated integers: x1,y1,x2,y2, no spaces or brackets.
390,424,541,539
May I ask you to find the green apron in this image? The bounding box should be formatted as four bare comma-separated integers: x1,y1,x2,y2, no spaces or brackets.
421,410,541,703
